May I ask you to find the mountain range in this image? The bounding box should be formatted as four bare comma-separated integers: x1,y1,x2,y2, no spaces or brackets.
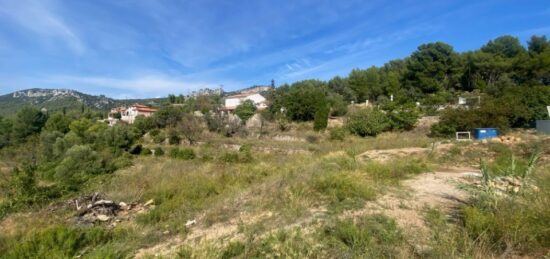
0,89,164,117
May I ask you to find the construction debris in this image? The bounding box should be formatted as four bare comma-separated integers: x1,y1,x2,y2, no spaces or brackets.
492,135,522,144
68,192,154,226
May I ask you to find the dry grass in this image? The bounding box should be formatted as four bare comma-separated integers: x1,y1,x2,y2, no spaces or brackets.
2,129,549,258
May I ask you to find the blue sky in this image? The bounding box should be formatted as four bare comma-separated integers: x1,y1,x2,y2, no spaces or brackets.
0,0,549,99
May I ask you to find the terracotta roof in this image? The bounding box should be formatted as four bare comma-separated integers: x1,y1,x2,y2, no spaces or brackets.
135,107,157,113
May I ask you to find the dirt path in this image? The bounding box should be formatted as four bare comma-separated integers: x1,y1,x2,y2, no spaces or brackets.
135,168,478,258
344,167,478,249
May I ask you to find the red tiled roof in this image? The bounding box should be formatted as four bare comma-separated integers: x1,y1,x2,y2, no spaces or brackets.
135,107,157,113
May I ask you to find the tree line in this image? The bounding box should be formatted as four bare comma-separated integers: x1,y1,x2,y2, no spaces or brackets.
265,34,550,134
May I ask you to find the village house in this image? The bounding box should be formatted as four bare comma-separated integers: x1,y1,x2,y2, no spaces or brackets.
223,93,267,112
108,104,157,125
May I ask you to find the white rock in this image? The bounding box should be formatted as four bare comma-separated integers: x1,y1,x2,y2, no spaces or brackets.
144,199,155,206
185,219,196,227
97,214,111,222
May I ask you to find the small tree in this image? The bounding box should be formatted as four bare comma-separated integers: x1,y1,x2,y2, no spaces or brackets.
313,103,329,131
54,145,104,189
346,108,390,137
235,100,257,123
176,114,203,145
12,107,48,142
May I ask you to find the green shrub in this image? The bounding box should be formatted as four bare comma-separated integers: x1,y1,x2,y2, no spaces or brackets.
152,131,166,144
168,129,181,145
383,103,420,131
221,241,246,259
323,214,405,258
313,104,329,131
346,108,390,137
2,226,112,258
220,152,239,163
154,147,164,156
54,145,104,189
107,153,133,171
169,148,196,160
329,127,347,141
239,144,253,162
140,148,152,156
363,158,429,182
235,100,257,122
312,171,375,211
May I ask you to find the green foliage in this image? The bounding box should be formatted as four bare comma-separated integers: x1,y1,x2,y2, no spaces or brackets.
346,108,390,137
167,128,181,145
153,106,185,128
234,100,257,122
69,118,93,139
132,115,156,135
140,148,152,156
363,158,429,182
430,86,550,137
12,107,48,142
313,103,329,131
220,152,239,163
323,214,405,258
327,93,348,116
152,130,166,144
238,144,253,162
54,145,104,189
348,66,383,102
2,225,112,258
169,148,196,160
204,113,244,137
329,127,347,141
404,42,461,97
175,114,203,144
481,35,526,58
312,171,375,210
328,76,356,102
528,35,550,54
44,113,71,133
268,80,328,122
221,241,246,259
100,124,138,150
382,103,420,131
154,147,164,156
0,116,12,148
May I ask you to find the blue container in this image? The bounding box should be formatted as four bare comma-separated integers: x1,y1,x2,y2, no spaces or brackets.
473,128,498,140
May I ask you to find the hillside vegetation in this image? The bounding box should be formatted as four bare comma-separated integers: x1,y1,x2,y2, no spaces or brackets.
0,34,549,258
0,88,166,117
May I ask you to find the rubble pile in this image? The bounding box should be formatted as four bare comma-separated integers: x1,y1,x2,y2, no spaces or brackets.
473,176,537,195
492,135,521,144
68,192,155,226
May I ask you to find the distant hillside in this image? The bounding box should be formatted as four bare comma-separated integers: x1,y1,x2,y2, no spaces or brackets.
0,89,165,117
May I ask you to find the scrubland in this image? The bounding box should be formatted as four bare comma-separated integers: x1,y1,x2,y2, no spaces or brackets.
0,123,548,258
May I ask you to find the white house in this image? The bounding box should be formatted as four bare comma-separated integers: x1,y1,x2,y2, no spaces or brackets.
108,104,157,124
223,93,267,111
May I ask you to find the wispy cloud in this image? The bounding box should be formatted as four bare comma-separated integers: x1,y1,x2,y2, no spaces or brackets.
40,74,229,98
0,0,84,53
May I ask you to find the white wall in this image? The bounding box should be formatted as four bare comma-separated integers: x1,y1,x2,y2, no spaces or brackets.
225,98,241,108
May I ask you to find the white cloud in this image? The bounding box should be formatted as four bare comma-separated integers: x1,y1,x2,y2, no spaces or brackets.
0,0,84,53
38,73,240,98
